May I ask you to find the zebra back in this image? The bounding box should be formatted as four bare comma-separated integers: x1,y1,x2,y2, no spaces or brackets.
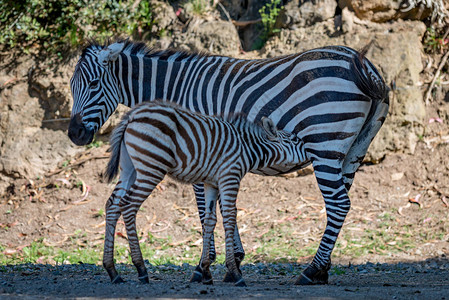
105,101,306,183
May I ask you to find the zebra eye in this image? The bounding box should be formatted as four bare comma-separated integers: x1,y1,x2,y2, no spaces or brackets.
90,79,100,89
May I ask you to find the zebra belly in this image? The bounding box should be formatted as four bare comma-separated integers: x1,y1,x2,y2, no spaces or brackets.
252,160,312,176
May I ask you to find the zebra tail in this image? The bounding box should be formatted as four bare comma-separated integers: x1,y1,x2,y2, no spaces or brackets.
104,109,134,183
350,46,390,127
342,46,390,169
352,45,389,105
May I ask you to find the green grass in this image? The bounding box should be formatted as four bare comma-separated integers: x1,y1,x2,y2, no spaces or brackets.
2,215,446,267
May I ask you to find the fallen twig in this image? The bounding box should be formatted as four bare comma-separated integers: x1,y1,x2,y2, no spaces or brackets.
46,153,110,176
232,18,262,27
425,47,449,105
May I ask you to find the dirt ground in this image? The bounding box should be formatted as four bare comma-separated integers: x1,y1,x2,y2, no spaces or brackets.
1,103,449,298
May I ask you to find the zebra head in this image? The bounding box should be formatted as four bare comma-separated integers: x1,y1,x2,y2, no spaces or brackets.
68,42,126,145
261,117,306,169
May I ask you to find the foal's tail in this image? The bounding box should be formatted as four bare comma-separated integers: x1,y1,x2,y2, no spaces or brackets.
104,109,134,183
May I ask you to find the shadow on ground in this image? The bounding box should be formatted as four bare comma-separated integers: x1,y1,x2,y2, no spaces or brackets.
1,257,448,299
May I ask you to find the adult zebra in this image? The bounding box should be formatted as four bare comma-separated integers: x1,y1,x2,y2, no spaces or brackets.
104,100,308,286
68,39,389,285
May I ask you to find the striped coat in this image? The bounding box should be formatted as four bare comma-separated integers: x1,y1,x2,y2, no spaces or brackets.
68,40,389,285
103,100,307,285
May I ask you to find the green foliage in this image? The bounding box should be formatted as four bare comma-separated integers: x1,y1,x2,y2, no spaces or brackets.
86,138,104,149
0,0,155,57
423,27,449,54
257,0,283,46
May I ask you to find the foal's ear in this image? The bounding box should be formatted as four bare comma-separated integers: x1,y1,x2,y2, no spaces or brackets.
261,117,278,140
98,42,125,66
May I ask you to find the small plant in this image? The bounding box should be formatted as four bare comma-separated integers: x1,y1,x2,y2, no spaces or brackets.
86,138,104,149
423,27,449,53
95,208,105,218
259,0,283,41
183,0,209,16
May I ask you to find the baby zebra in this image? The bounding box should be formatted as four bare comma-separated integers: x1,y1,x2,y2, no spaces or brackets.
104,101,308,286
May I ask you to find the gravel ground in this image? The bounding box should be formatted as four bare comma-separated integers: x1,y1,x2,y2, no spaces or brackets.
1,259,449,299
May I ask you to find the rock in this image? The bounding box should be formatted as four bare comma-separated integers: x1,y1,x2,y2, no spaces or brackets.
341,7,354,33
172,19,241,56
151,0,178,34
338,0,448,24
261,19,427,162
282,0,337,28
0,54,83,193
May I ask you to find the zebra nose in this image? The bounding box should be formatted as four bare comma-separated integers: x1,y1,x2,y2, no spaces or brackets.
76,126,86,140
68,114,93,145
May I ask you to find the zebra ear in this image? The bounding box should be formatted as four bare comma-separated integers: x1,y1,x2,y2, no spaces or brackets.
98,43,125,66
261,117,278,141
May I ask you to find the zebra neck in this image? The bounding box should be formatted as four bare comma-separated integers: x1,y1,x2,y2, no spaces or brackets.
238,128,273,171
114,53,169,107
115,52,235,111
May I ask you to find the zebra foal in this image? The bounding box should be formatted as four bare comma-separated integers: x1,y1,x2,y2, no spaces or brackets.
103,100,307,286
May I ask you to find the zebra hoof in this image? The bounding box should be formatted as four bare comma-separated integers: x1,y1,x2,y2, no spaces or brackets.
295,263,330,285
234,278,247,287
111,275,125,284
222,271,234,283
138,274,149,284
189,270,203,283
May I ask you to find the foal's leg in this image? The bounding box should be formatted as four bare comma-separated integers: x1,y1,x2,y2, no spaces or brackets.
119,169,165,283
103,146,136,283
219,178,246,287
191,183,245,283
198,184,219,285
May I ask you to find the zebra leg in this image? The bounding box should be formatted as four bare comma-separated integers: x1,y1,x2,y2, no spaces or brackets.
296,165,349,285
198,184,219,285
103,164,136,284
103,190,125,284
191,183,246,283
119,174,162,284
222,204,244,283
219,179,247,287
190,184,213,283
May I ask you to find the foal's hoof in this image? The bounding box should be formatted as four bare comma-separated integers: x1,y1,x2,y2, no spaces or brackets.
111,275,125,284
139,274,150,284
222,271,234,283
190,270,203,283
234,278,247,287
295,263,330,285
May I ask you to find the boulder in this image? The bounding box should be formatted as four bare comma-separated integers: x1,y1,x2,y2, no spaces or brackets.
338,0,448,24
283,0,338,28
261,18,427,161
0,54,82,192
151,0,179,34
172,19,241,56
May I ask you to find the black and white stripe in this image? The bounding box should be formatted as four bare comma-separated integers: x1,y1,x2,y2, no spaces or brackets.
103,100,307,285
68,40,389,285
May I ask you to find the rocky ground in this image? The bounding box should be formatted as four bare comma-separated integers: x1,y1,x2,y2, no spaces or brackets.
1,260,449,299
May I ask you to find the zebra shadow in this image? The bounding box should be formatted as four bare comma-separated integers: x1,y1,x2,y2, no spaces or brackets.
1,257,448,298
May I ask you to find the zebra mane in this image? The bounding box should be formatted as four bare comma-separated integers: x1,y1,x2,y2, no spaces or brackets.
81,37,215,62
220,113,266,136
